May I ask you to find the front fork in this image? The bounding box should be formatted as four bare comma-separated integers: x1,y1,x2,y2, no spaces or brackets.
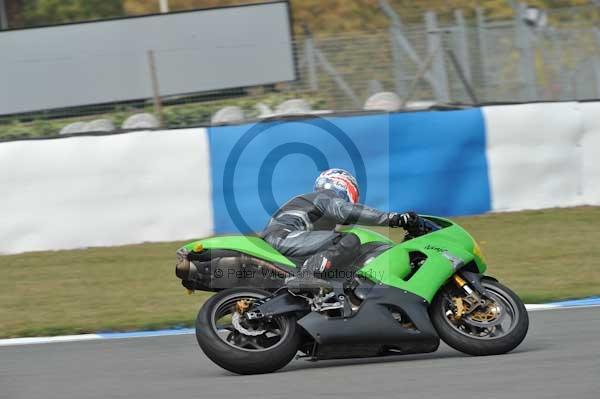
450,271,490,319
452,274,475,295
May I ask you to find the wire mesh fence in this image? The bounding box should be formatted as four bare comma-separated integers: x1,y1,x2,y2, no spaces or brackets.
3,3,600,140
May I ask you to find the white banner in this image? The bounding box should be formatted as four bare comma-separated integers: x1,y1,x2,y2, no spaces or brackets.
483,102,585,211
0,129,213,254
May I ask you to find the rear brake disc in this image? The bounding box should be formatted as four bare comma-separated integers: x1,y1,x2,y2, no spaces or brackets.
231,312,266,336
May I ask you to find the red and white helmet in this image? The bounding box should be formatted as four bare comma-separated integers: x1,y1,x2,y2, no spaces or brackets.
314,168,360,204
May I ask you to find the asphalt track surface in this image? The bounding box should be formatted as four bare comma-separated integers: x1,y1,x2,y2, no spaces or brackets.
2,307,598,399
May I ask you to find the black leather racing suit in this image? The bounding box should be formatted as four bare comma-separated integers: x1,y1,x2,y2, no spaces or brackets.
262,189,395,275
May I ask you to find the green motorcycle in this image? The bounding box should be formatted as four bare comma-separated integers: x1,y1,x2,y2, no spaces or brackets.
175,216,529,375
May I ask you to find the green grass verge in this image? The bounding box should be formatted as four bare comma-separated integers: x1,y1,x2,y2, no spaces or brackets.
1,206,599,339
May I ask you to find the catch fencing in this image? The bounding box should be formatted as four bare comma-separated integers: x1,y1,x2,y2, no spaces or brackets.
3,3,600,139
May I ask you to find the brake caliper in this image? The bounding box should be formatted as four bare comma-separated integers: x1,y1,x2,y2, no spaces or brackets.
452,297,466,320
235,298,252,315
232,298,266,336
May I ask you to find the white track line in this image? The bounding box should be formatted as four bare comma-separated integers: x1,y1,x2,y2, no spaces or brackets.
1,301,598,348
0,334,101,347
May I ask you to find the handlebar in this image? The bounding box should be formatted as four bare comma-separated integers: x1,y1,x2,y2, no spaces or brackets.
420,217,441,233
404,216,441,239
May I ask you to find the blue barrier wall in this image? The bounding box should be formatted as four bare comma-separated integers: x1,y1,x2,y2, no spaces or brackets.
207,109,491,234
388,109,490,216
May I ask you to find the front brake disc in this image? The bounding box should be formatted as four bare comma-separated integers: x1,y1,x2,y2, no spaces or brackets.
462,302,505,328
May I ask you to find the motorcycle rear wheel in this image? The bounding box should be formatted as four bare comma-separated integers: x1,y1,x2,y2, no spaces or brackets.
430,279,529,356
195,288,301,374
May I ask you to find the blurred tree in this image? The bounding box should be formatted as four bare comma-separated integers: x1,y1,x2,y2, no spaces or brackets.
123,0,595,36
7,0,597,31
21,0,124,26
122,0,157,15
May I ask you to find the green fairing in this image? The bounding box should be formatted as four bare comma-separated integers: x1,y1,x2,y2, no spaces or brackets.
357,216,487,302
338,226,395,245
184,236,296,268
180,216,487,303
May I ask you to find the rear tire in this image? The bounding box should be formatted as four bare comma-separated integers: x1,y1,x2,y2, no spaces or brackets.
431,279,528,356
196,288,301,374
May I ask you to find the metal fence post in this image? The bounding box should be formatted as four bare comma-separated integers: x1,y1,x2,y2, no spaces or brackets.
390,27,406,95
453,9,472,84
592,58,600,99
368,79,384,96
592,28,600,98
401,47,441,107
313,47,361,108
425,11,450,102
514,3,538,100
379,0,445,100
550,30,569,100
159,0,169,13
381,0,409,95
0,0,8,30
446,49,479,104
304,35,319,91
476,8,489,102
147,50,164,128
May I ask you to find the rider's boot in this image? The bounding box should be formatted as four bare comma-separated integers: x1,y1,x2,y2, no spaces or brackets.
285,253,333,294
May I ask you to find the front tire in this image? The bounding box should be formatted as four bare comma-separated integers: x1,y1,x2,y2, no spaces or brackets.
431,279,529,356
196,288,301,374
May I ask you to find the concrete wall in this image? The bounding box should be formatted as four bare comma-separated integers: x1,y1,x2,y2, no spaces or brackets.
0,129,213,253
1,101,598,254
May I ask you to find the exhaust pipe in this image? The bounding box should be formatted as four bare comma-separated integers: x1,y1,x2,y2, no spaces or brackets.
175,248,194,280
176,248,292,281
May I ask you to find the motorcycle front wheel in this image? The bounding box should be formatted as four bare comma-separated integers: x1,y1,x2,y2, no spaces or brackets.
430,279,529,356
195,288,301,375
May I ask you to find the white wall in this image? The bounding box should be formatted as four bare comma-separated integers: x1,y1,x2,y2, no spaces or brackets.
483,102,587,211
579,102,600,206
0,129,213,254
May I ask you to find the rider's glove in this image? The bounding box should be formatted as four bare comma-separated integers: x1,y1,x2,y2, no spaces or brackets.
389,212,419,228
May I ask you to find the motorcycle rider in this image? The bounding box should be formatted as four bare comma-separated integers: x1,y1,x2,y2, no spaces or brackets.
262,168,421,291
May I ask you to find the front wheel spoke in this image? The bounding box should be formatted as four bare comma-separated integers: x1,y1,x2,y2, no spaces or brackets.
492,324,504,337
468,323,483,337
464,323,475,334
